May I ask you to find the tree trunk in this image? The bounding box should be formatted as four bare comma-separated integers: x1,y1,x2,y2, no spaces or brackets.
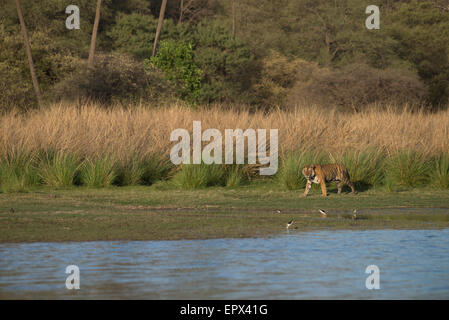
179,0,184,24
15,0,43,108
88,0,102,68
153,0,168,57
232,0,236,38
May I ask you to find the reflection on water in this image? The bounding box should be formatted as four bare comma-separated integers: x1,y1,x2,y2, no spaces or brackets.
1,229,449,299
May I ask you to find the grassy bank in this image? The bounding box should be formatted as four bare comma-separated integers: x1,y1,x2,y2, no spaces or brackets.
1,103,449,192
1,184,449,242
1,103,448,242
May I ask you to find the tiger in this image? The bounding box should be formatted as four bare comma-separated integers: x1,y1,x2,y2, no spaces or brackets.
301,164,357,197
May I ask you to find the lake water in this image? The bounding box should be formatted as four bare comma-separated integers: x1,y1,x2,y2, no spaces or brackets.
1,229,448,299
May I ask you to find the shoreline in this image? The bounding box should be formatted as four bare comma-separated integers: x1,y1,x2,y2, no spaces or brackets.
1,185,449,243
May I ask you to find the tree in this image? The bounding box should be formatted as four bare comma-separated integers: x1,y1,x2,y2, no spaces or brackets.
14,0,43,108
178,0,216,25
88,0,102,67
152,0,168,57
179,0,184,23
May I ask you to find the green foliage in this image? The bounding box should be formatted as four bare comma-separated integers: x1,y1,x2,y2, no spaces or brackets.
192,20,257,103
329,150,385,188
0,152,39,193
0,25,81,111
80,156,117,188
388,0,449,108
108,13,187,59
224,165,247,188
114,157,146,186
140,155,174,185
252,51,307,106
1,0,449,111
114,154,173,186
147,40,203,104
291,63,427,110
216,0,449,108
53,53,160,105
172,163,226,189
38,151,81,187
430,153,449,189
385,151,431,189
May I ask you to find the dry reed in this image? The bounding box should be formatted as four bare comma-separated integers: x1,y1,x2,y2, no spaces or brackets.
1,102,448,160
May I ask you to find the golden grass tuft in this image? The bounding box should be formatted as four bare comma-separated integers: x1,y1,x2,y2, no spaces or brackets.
1,102,448,161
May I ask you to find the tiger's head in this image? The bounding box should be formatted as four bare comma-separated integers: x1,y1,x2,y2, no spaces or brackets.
302,165,316,181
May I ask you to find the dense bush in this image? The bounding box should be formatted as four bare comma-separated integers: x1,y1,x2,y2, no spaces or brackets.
191,20,258,103
384,151,431,190
1,0,449,111
52,53,177,105
289,63,427,111
108,13,187,59
0,26,81,112
251,51,306,106
146,40,203,104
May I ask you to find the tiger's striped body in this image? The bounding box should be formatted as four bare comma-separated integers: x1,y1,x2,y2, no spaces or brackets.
302,164,356,197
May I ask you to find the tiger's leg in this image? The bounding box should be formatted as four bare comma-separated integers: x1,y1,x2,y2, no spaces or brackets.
348,180,357,194
336,181,342,194
302,180,312,197
344,178,357,194
320,181,327,197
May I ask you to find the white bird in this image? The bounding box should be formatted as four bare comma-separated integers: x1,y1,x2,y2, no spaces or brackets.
286,220,294,229
319,209,327,218
275,210,281,214
352,209,357,220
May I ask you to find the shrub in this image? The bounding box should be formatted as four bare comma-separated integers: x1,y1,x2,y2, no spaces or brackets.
38,151,81,187
252,51,308,106
224,165,247,188
290,63,427,111
191,20,258,103
146,40,203,105
0,27,82,112
172,163,226,189
108,13,185,59
385,151,431,189
329,150,385,189
80,156,117,188
430,153,449,189
0,152,39,193
140,155,174,185
52,53,174,106
114,154,173,186
114,156,146,186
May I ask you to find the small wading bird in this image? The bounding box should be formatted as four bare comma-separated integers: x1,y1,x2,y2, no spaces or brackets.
10,208,14,214
352,209,357,220
319,209,327,218
275,210,281,214
286,220,294,229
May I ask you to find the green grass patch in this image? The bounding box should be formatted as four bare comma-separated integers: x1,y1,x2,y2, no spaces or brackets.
172,163,226,189
80,156,117,188
0,151,39,193
329,149,385,189
430,153,449,189
140,154,174,185
385,151,431,190
37,151,81,187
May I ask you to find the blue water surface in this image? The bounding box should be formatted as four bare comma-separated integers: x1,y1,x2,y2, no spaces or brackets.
1,229,448,299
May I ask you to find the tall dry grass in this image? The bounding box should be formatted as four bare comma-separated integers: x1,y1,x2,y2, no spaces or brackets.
1,102,448,158
1,102,448,191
